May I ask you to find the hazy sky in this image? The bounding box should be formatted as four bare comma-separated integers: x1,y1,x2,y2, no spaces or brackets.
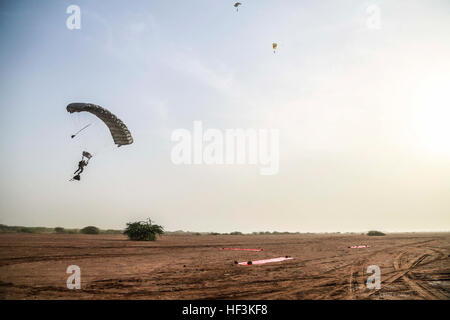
1,0,449,232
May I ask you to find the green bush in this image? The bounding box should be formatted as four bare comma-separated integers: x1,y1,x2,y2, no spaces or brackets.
54,227,65,234
81,226,100,234
18,227,34,233
367,230,386,236
123,219,164,241
0,224,14,233
230,231,242,235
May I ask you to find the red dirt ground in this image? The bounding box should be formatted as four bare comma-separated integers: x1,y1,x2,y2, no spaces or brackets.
0,233,448,299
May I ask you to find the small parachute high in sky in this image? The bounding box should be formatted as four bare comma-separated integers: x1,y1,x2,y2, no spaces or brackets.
272,43,278,53
234,2,241,11
67,103,133,147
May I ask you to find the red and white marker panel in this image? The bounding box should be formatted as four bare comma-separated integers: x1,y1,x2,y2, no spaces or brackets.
238,256,293,266
222,248,263,252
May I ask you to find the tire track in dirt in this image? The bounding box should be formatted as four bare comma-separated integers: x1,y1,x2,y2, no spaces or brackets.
247,240,447,300
315,245,406,300
405,272,448,300
334,239,442,300
364,246,448,299
403,247,449,300
393,250,436,299
348,258,368,299
287,244,423,300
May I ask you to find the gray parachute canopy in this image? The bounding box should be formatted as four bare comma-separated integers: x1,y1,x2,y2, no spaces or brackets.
67,103,133,147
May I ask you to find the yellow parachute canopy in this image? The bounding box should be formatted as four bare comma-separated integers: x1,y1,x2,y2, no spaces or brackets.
272,43,278,53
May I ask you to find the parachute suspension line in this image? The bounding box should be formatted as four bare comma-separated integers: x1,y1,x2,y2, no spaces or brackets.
71,123,92,139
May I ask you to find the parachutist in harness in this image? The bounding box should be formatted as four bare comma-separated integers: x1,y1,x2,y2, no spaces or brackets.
71,151,92,181
74,159,87,175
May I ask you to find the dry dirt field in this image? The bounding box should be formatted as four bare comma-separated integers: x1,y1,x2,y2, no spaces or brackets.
0,233,448,300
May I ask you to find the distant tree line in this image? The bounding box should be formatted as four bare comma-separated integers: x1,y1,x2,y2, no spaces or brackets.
0,224,122,235
0,224,387,237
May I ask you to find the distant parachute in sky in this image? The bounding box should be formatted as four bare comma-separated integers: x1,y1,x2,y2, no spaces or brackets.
272,43,278,53
66,103,133,147
234,2,241,11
